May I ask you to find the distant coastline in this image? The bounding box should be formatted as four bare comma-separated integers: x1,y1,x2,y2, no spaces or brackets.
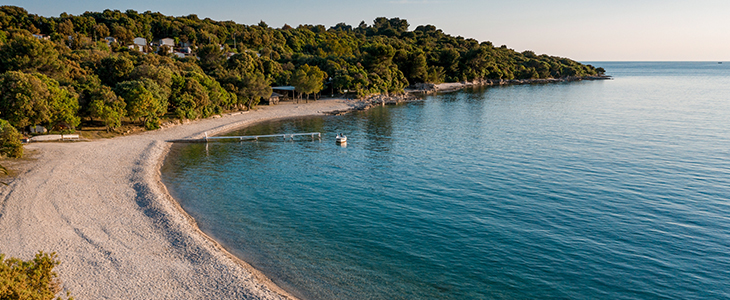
342,75,612,111
416,75,612,94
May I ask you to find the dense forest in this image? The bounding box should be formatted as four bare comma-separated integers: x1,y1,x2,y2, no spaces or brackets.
0,6,603,156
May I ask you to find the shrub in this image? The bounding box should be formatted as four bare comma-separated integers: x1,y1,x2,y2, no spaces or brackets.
0,251,71,300
144,115,161,130
0,119,23,158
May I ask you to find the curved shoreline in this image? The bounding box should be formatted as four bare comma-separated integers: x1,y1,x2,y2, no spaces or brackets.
152,142,298,299
0,99,353,299
0,78,605,298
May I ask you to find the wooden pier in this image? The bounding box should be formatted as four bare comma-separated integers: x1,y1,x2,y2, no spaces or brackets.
171,132,322,143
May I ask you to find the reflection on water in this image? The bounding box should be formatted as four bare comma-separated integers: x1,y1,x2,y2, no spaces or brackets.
363,106,393,152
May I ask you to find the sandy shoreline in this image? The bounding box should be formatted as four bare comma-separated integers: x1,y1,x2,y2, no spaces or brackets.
0,99,353,299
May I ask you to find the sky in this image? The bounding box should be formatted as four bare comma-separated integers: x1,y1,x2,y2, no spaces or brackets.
5,0,730,61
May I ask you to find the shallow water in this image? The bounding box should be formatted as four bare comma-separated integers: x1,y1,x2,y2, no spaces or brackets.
162,62,730,299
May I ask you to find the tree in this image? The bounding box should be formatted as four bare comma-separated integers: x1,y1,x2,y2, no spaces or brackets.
88,86,125,131
234,72,271,110
395,50,427,84
437,48,461,81
306,65,326,99
331,68,354,94
45,75,81,129
111,24,133,44
226,52,259,75
0,34,64,76
0,71,79,130
362,44,396,68
290,67,307,102
197,44,225,74
129,63,174,100
57,19,74,36
170,75,209,119
97,55,134,86
115,78,167,129
0,71,51,128
188,72,235,111
93,23,110,40
291,64,325,102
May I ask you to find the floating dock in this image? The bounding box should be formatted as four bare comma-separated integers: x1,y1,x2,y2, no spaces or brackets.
171,132,322,143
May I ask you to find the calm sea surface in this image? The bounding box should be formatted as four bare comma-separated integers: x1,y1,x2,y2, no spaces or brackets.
162,62,730,299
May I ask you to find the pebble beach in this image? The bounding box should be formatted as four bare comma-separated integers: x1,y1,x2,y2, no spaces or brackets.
0,99,353,299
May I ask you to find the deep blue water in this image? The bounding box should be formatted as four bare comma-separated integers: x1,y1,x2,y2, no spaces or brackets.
162,62,730,299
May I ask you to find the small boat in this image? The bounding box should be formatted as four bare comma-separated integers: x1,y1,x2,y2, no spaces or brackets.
336,134,347,143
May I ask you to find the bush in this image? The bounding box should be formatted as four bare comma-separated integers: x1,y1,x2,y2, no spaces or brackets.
0,119,23,158
144,115,161,130
0,251,71,300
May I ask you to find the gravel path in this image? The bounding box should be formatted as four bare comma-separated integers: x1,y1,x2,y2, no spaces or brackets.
0,99,353,299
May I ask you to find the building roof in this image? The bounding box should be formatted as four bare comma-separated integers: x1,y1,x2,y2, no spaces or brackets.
272,86,296,91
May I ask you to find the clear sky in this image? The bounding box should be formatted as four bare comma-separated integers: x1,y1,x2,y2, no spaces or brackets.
5,0,729,61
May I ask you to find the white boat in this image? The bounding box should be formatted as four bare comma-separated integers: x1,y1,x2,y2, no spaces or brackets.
336,134,347,143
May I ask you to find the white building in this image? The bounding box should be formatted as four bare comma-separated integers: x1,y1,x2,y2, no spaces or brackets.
32,34,50,40
157,38,175,53
159,38,174,47
130,37,148,52
133,37,147,46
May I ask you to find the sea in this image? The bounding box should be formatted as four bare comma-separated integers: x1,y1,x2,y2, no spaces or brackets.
161,62,730,299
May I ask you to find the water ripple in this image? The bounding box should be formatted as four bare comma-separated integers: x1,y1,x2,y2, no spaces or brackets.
163,62,730,300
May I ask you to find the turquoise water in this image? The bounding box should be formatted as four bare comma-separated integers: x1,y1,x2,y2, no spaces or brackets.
162,62,730,299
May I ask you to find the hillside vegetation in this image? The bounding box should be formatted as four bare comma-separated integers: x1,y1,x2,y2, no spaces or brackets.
0,6,603,136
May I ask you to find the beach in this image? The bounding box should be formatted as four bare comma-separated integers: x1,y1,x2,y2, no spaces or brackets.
0,99,353,299
0,79,590,299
